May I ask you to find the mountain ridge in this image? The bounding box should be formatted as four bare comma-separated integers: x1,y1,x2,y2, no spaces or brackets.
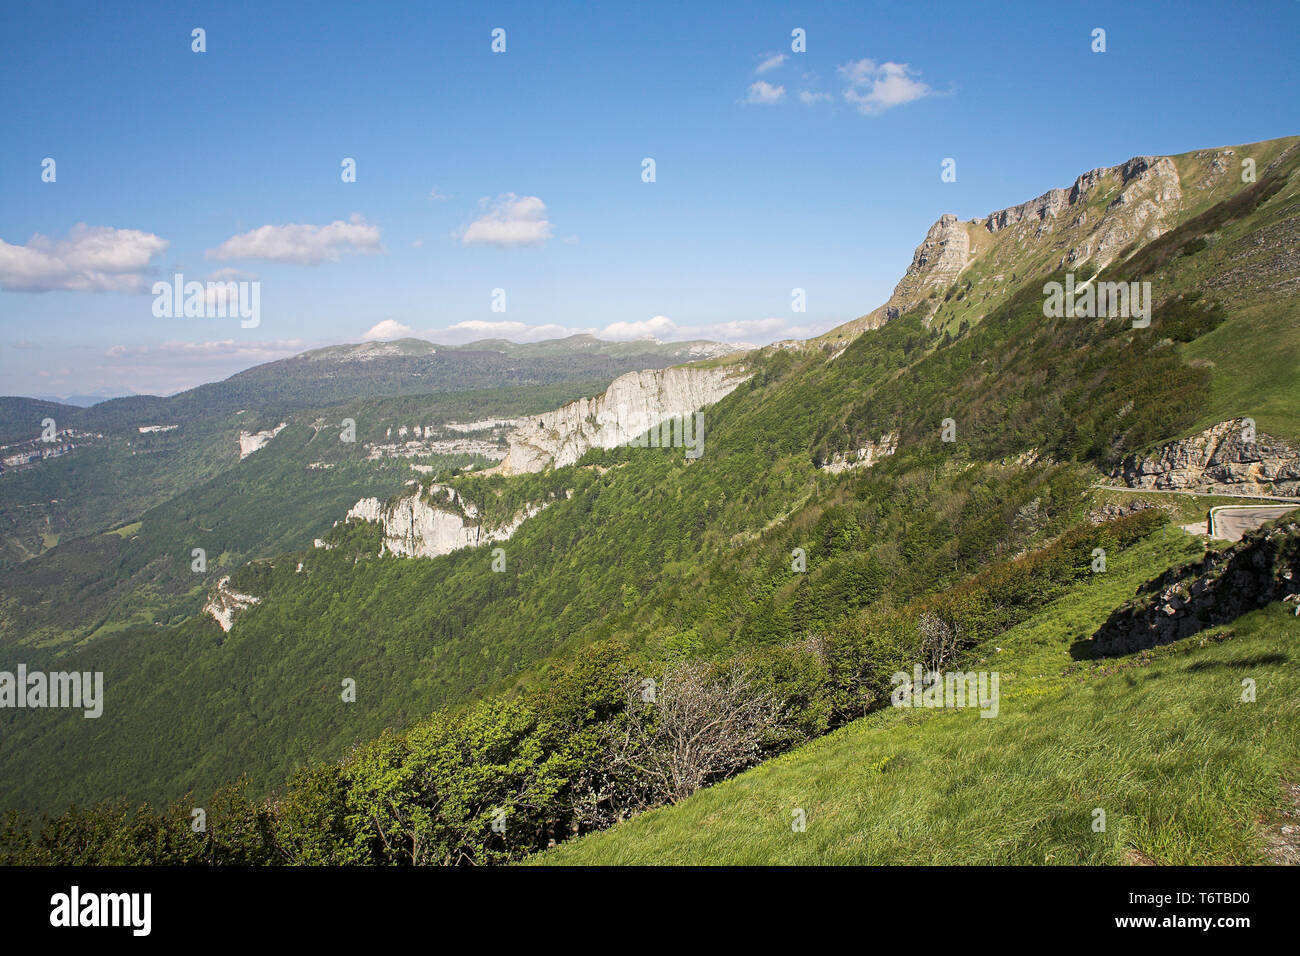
2,135,1299,860
815,135,1300,348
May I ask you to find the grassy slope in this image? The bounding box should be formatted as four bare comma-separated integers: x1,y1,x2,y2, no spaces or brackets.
5,139,1295,825
536,530,1300,864
1111,139,1300,442
812,136,1300,444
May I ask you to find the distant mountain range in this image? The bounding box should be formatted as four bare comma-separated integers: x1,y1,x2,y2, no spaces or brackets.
31,391,139,408
0,332,742,569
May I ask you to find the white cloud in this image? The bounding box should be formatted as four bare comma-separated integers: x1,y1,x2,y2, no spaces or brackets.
756,52,786,73
599,315,680,341
0,224,169,293
691,317,798,342
10,338,317,397
428,187,450,201
838,59,931,114
362,319,416,341
207,267,258,281
207,214,382,264
446,320,577,343
103,339,306,360
356,314,837,350
611,314,845,345
744,80,786,104
800,90,831,105
79,338,308,394
460,194,554,247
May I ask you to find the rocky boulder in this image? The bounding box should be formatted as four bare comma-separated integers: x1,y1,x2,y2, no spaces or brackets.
1113,418,1300,496
1091,520,1300,656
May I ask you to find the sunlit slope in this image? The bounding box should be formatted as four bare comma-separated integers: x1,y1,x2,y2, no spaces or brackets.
816,135,1300,356
536,531,1300,865
4,135,1297,821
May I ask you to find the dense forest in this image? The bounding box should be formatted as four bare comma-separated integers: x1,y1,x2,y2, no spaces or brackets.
3,138,1298,865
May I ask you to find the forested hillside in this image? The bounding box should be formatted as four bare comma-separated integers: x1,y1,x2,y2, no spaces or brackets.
0,336,722,569
3,137,1298,866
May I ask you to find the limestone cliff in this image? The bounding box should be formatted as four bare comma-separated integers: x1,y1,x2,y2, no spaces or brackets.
203,576,261,632
346,485,546,558
238,422,286,459
891,156,1181,320
498,365,750,474
1113,419,1300,496
820,432,899,474
879,214,973,323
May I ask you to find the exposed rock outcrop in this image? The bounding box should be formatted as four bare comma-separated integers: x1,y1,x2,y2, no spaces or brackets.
1088,499,1157,525
820,432,899,474
885,215,972,318
984,156,1181,254
1090,520,1300,655
346,485,546,558
203,576,261,633
238,423,287,459
1063,157,1183,266
1113,419,1300,496
498,365,749,474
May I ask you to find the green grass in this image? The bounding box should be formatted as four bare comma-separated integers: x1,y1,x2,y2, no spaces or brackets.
535,531,1300,865
1091,486,1300,526
1184,297,1300,443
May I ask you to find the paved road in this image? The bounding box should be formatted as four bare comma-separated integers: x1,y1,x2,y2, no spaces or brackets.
1091,483,1300,503
1209,505,1300,542
1089,485,1300,540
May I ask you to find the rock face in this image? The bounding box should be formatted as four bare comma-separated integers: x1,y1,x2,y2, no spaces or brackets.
498,365,749,474
238,423,287,459
885,215,972,318
203,576,261,633
1059,156,1183,266
820,432,899,474
1113,419,1300,496
983,156,1181,257
346,485,546,558
868,154,1185,325
1091,520,1300,656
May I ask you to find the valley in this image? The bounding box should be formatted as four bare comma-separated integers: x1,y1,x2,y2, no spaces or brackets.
2,134,1298,869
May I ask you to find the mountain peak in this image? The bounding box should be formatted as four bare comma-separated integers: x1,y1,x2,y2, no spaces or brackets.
816,135,1299,347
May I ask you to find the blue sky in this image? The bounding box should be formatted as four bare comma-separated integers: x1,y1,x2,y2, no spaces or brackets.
2,0,1297,398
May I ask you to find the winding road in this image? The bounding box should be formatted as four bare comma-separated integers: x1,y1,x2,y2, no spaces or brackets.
1208,505,1300,541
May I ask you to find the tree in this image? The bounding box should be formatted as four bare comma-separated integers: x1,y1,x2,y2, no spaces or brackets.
916,611,960,672
605,661,780,808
